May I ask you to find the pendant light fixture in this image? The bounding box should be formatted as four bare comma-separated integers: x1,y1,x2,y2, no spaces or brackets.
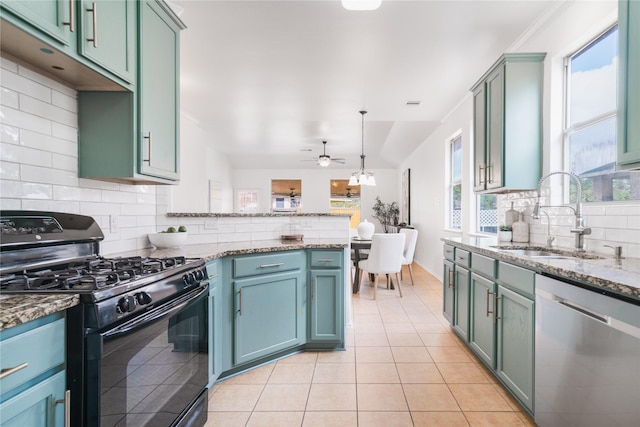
342,0,382,11
349,110,376,186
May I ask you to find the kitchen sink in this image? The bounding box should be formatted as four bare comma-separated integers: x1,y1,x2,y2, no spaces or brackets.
493,247,604,260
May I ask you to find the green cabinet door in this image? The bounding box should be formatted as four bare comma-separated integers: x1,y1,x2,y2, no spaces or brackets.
233,270,305,365
485,66,505,191
442,260,455,324
0,0,75,47
0,370,67,427
496,285,534,412
471,53,545,193
78,0,136,83
453,266,470,341
469,272,497,368
309,269,343,343
617,0,640,169
138,0,184,181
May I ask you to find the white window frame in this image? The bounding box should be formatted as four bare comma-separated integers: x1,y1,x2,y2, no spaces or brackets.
446,132,463,231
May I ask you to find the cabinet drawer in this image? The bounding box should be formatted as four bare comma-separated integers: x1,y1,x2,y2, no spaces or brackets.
443,244,455,261
0,317,65,393
498,261,535,298
472,253,497,279
233,251,305,278
310,250,343,268
454,249,471,268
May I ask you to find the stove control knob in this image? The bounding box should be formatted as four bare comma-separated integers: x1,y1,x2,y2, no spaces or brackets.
183,273,196,285
193,269,205,281
136,292,152,305
116,295,137,313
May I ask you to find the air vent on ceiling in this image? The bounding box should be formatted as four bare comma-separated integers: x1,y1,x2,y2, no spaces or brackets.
406,101,421,106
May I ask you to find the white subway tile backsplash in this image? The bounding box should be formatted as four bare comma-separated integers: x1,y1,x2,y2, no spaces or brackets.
18,65,75,97
51,122,77,142
21,164,77,186
1,106,52,135
0,161,21,180
51,90,77,113
21,129,77,156
0,199,21,210
1,87,19,109
101,189,138,204
605,228,640,244
20,94,77,127
605,205,640,216
0,142,53,167
5,181,52,199
80,202,121,216
0,124,20,144
22,199,80,213
0,57,18,72
1,69,51,103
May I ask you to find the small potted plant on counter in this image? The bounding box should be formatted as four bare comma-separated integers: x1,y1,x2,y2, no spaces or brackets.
498,225,512,242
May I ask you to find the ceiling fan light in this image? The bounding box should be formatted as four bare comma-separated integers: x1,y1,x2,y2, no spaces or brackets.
342,0,382,11
318,155,331,167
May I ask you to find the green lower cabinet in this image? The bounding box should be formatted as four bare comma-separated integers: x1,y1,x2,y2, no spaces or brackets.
469,273,497,367
309,269,343,343
233,270,305,365
0,371,66,427
496,285,534,412
453,266,470,341
442,260,455,324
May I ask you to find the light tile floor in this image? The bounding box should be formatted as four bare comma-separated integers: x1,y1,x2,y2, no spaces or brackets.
206,264,536,426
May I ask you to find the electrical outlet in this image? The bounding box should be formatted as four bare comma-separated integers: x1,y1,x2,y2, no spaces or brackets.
110,215,120,233
204,219,218,230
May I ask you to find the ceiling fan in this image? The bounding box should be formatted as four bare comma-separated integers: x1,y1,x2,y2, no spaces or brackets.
302,141,346,167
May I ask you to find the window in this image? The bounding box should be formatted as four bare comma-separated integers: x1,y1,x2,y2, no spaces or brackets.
449,135,462,229
477,194,497,234
564,25,640,202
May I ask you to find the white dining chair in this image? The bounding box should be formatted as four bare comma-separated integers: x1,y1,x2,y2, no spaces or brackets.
399,228,418,286
357,233,405,300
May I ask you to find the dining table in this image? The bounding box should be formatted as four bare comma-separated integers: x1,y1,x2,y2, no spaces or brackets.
351,237,396,294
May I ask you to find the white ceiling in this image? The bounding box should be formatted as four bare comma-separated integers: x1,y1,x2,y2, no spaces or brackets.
172,0,557,170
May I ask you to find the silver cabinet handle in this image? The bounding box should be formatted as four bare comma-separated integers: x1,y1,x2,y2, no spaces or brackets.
0,362,28,380
208,273,218,280
478,165,485,185
447,269,454,288
143,132,152,165
63,0,75,32
494,292,500,322
86,3,98,48
312,277,316,299
487,163,494,184
486,288,494,318
317,258,334,263
55,389,71,427
238,288,242,316
259,262,284,268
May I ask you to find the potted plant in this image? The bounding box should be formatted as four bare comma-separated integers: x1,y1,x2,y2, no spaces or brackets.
498,225,513,242
372,196,400,233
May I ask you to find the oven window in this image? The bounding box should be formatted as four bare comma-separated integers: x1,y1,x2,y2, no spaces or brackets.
96,292,208,426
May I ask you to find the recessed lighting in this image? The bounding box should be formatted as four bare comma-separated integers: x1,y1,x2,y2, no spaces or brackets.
406,101,421,106
342,0,382,11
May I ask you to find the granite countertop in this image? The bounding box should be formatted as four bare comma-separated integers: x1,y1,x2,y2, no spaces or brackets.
111,238,349,261
442,236,640,302
0,294,79,331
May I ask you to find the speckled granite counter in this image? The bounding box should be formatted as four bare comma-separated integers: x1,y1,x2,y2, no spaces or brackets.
442,236,640,302
0,294,79,331
110,238,349,261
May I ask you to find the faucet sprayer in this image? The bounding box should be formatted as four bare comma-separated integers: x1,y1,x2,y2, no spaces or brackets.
532,171,590,251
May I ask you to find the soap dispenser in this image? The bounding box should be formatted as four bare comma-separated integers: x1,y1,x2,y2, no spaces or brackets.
512,212,530,243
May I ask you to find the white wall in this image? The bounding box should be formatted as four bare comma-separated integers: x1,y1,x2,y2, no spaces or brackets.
168,117,234,213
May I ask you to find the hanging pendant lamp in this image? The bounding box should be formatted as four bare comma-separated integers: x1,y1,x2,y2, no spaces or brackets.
349,110,376,186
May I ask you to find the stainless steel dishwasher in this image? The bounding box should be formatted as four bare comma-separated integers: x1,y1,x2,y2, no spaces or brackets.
535,274,640,427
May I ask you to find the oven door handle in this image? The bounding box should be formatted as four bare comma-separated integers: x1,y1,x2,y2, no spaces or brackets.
103,284,208,338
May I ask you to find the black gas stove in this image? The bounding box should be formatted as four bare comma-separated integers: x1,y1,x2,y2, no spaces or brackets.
0,211,209,427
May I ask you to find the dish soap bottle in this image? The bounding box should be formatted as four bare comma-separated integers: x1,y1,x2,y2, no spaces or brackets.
505,202,519,227
512,212,530,243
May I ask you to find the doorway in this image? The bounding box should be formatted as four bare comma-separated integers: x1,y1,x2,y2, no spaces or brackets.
330,180,360,228
271,179,302,213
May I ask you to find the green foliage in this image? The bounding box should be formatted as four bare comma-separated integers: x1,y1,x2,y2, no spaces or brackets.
372,196,400,232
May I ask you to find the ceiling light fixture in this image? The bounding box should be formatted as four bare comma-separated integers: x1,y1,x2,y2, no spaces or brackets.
318,141,332,167
349,111,376,187
342,0,382,11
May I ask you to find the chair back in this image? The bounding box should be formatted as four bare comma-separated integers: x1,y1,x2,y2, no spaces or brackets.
400,228,418,263
365,233,405,274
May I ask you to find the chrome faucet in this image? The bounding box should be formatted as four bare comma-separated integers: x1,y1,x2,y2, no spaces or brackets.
532,171,591,251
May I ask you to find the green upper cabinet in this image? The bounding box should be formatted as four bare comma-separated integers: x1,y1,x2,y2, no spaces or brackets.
617,0,640,169
471,53,546,193
77,0,184,184
77,0,136,84
138,0,184,181
0,0,75,48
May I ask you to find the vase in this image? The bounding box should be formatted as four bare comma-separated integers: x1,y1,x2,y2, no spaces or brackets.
498,231,512,242
357,219,375,239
